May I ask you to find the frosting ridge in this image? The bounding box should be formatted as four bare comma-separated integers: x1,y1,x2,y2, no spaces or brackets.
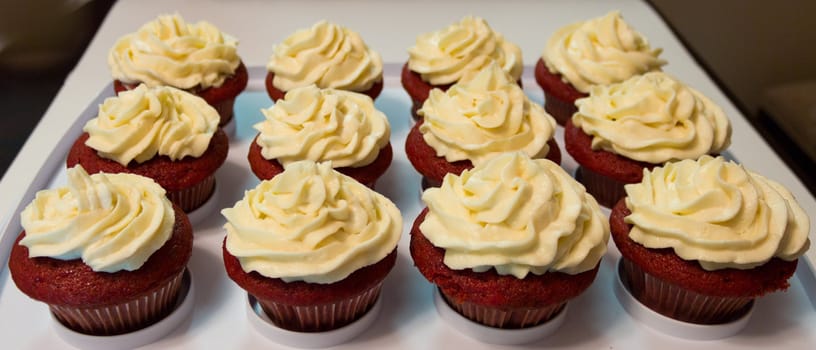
420,153,609,278
108,14,241,89
255,85,390,168
19,166,175,272
223,161,402,284
418,62,555,166
84,84,219,166
624,156,810,270
543,11,666,93
267,21,383,92
572,72,731,164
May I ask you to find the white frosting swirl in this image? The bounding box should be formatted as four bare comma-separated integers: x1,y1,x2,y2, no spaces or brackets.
625,156,810,270
419,62,555,166
572,72,731,164
543,11,666,93
222,161,402,284
420,153,609,278
255,85,390,168
408,16,523,85
19,166,175,272
84,84,219,166
267,21,383,92
108,14,241,89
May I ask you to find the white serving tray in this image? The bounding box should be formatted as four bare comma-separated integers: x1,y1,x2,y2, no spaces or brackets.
1,66,814,349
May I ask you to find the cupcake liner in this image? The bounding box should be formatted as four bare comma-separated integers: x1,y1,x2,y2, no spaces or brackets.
167,175,216,213
247,294,381,348
614,260,754,340
543,90,577,126
49,270,185,336
620,258,753,324
421,176,441,190
185,183,221,226
411,100,423,121
575,166,628,208
210,95,236,127
254,282,384,332
363,179,378,190
52,269,195,349
439,289,566,329
433,289,567,344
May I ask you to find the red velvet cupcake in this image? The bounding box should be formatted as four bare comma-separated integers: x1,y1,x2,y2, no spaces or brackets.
67,85,228,212
534,59,587,126
538,11,666,125
222,161,402,332
405,63,560,189
411,153,608,329
9,166,193,335
565,72,731,207
266,21,383,102
407,120,560,189
400,63,453,120
108,14,247,127
265,71,382,103
249,85,392,188
610,156,810,324
564,119,654,208
403,16,523,120
402,64,522,122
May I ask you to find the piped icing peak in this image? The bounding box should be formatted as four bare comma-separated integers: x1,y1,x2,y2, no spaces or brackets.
420,153,609,278
543,11,666,93
625,156,810,270
408,16,522,86
254,85,390,168
419,62,556,166
267,21,383,92
109,14,241,89
223,160,402,284
572,72,731,164
20,166,175,272
84,84,219,166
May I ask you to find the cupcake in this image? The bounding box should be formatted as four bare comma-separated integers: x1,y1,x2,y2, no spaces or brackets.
405,62,560,189
222,160,402,332
266,21,383,102
565,71,731,207
67,84,228,212
411,153,608,329
610,156,810,324
402,16,522,120
248,85,392,188
8,166,193,335
537,11,666,125
108,14,248,127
